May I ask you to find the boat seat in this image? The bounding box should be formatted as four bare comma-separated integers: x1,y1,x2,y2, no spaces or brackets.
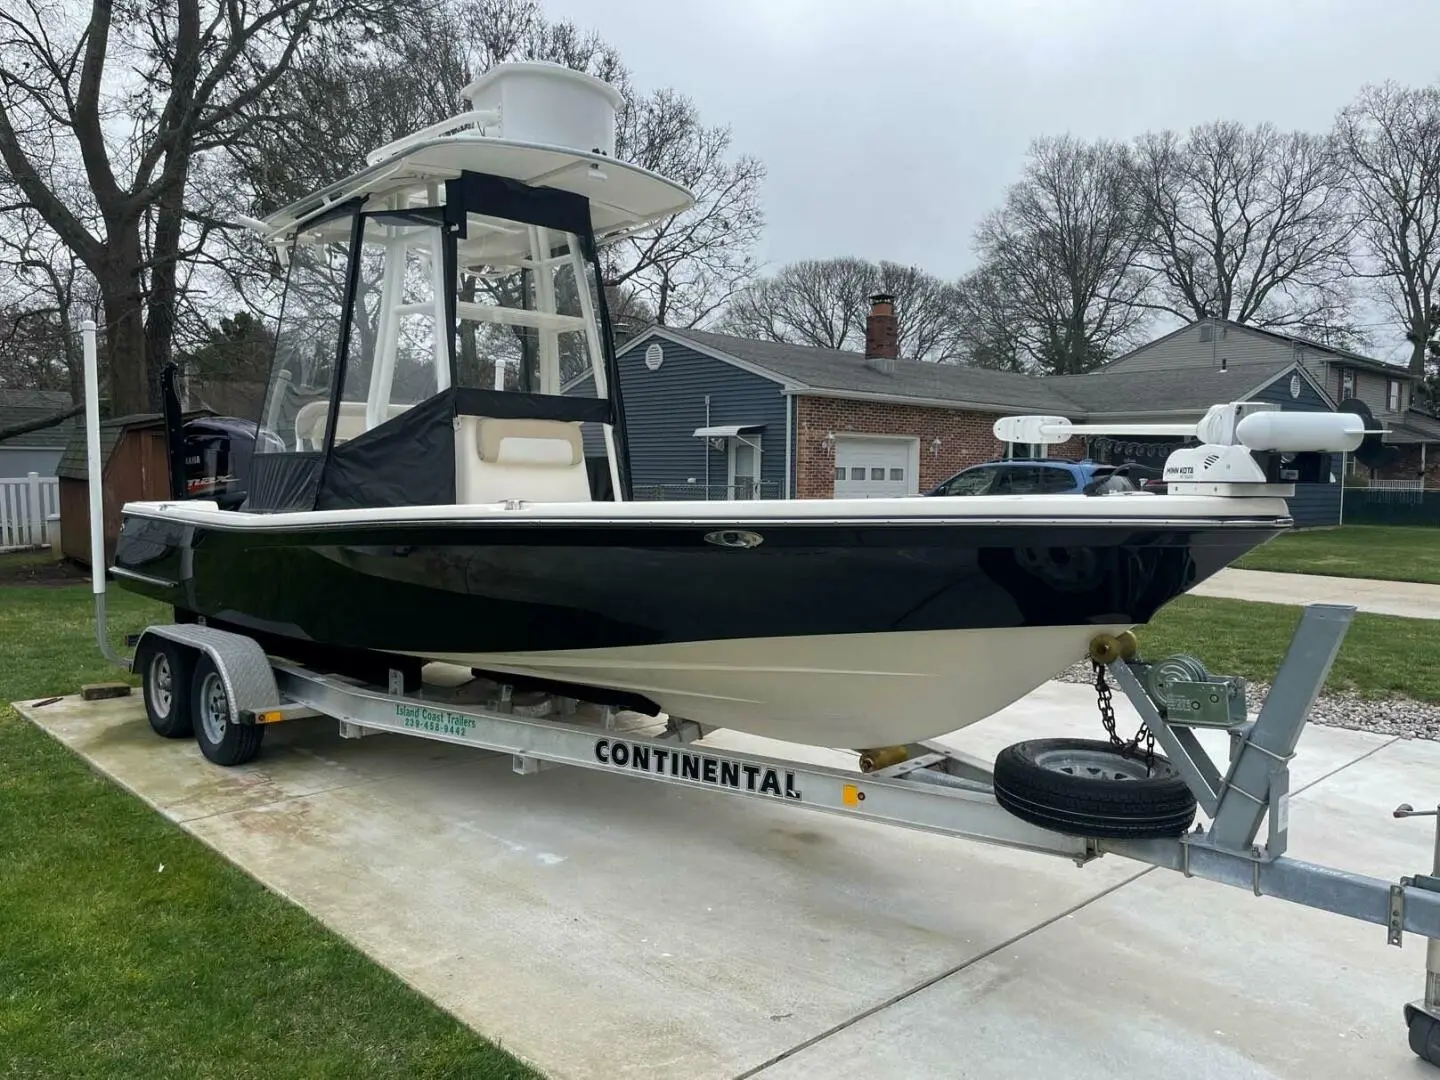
454,416,591,504
293,400,413,449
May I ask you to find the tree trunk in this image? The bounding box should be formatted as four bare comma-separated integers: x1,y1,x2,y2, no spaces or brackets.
144,183,188,409
101,286,150,416
96,225,151,415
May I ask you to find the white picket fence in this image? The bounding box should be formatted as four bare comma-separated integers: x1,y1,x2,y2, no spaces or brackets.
0,472,61,550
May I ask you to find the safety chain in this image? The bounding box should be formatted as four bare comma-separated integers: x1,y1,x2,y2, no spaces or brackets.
1092,659,1156,771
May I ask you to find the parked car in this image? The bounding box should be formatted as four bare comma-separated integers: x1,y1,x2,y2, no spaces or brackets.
924,459,1144,497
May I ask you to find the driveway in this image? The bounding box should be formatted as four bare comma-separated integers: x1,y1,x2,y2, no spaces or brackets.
14,680,1439,1080
1190,567,1440,620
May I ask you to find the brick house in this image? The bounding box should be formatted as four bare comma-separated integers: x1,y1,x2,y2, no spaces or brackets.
586,299,1348,525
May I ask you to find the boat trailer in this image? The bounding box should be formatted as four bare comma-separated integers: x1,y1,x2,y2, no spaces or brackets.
99,600,1440,1068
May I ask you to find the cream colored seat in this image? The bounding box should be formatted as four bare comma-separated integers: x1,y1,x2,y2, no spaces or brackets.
293,400,413,449
454,416,591,504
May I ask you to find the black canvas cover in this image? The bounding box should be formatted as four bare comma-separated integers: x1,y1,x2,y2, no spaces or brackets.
315,392,458,511
244,452,325,511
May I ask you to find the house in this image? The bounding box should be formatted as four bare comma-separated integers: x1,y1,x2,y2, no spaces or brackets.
576,298,1345,525
1098,319,1439,482
0,389,79,478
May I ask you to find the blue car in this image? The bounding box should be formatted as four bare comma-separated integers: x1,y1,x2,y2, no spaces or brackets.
924,459,1145,496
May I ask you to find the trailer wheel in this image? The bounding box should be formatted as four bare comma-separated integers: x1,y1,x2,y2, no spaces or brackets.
1407,1004,1440,1066
993,738,1197,839
135,636,195,739
191,654,264,766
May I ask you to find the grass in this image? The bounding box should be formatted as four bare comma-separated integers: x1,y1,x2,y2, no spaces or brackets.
1233,524,1440,585
1142,593,1440,702
0,557,542,1080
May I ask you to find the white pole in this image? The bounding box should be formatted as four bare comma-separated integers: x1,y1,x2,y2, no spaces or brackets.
82,320,104,591
26,471,39,546
82,320,123,668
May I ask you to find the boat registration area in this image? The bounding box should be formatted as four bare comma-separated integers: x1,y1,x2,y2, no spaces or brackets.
17,672,1437,1080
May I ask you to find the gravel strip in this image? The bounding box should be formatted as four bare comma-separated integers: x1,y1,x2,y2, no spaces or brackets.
1054,660,1440,741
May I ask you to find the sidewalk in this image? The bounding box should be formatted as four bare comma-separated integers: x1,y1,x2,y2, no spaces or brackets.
1190,567,1440,620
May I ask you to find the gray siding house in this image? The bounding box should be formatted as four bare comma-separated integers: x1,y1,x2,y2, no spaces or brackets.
0,389,77,478
574,311,1351,526
1099,319,1438,482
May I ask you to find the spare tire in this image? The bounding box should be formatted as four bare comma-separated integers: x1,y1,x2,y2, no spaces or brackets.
993,737,1197,839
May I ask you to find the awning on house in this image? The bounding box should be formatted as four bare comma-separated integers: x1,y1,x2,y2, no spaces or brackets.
692,424,764,438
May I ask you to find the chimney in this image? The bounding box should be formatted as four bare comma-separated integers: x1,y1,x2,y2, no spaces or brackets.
865,293,897,373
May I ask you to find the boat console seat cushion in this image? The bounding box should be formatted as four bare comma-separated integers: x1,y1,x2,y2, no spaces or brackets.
455,416,591,503
294,400,413,449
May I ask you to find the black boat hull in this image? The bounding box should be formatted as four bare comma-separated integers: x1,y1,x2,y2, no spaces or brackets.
112,505,1285,745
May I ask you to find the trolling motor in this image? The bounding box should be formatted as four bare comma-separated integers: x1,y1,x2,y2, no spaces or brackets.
993,400,1381,497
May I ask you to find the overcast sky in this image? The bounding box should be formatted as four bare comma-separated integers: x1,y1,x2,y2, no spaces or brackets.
543,0,1440,300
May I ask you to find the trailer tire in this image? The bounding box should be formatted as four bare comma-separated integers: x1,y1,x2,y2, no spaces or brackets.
135,636,195,739
191,654,264,766
992,738,1197,839
1407,1004,1440,1066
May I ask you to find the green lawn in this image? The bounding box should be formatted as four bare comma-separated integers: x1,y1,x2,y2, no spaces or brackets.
1141,593,1440,702
1233,524,1440,585
0,562,542,1079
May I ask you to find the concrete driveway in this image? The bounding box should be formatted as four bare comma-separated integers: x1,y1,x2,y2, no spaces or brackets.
1191,568,1440,620
14,682,1440,1080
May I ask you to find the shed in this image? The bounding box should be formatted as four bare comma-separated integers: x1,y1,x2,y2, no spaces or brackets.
56,413,178,566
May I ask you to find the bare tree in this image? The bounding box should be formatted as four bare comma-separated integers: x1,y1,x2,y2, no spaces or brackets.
720,256,964,362
722,257,876,350
1334,81,1440,378
974,135,1151,375
1133,121,1356,338
606,88,764,327
0,0,390,416
951,264,1030,372
0,192,103,403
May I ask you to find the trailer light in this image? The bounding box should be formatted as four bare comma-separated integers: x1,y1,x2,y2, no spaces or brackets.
256,710,285,724
842,784,864,807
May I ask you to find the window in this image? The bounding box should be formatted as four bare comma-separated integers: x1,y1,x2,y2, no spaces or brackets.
1389,379,1402,412
993,466,1050,494
939,469,996,496
1004,441,1046,460
870,467,884,480
1340,369,1355,398
1037,468,1078,493
835,467,845,482
850,467,865,480
889,468,903,481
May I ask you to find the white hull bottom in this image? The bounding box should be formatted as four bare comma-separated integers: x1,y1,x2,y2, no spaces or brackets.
404,624,1131,748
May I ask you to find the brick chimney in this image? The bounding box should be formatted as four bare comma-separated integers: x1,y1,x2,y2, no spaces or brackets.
865,293,897,373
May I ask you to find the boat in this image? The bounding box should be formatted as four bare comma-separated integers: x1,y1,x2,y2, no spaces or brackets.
108,62,1367,750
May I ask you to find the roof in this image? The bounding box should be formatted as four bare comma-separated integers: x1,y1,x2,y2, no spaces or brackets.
55,413,167,481
1048,360,1305,417
1383,408,1440,445
658,328,1080,413
0,389,81,450
1102,320,1413,379
638,327,1330,421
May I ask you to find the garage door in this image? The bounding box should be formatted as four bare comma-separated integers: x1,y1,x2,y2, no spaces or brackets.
833,437,915,498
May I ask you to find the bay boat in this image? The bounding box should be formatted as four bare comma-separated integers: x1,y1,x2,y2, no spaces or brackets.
109,63,1367,750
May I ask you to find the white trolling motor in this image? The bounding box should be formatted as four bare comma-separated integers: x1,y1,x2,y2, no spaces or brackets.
993,400,1381,497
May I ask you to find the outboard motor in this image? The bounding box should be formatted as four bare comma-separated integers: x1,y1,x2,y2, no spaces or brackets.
159,362,281,510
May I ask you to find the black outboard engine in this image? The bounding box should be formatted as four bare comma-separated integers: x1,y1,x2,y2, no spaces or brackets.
160,362,281,510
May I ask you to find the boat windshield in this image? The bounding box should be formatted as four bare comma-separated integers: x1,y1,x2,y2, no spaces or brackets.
243,173,624,512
